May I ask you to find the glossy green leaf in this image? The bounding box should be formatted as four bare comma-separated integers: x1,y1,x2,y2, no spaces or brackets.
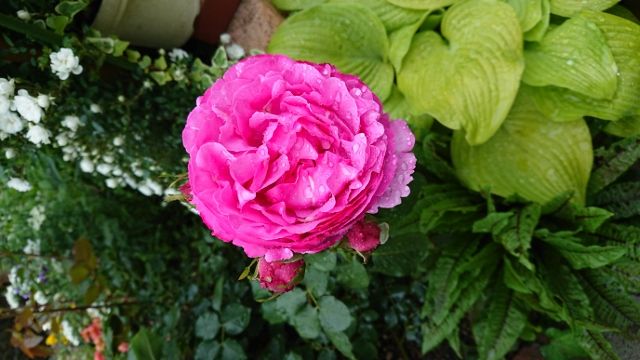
334,0,426,32
221,304,251,335
506,0,544,32
276,288,307,318
306,251,337,272
549,0,619,17
398,0,524,145
336,257,369,289
452,91,593,205
524,17,618,99
128,328,162,360
386,0,458,10
291,305,321,339
604,115,640,137
195,312,220,340
55,1,88,18
319,296,352,332
326,331,355,359
221,339,247,360
524,0,551,41
268,3,394,100
528,12,640,121
303,266,329,297
195,341,221,360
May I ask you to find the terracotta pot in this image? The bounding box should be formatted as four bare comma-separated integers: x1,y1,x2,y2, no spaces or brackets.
193,0,241,44
92,0,200,48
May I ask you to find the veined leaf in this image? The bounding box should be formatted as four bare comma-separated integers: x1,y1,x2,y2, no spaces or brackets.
272,0,326,11
528,12,640,122
398,0,524,145
604,115,640,138
523,16,618,100
593,181,640,219
268,3,394,100
588,136,640,196
525,0,551,41
577,269,640,333
596,223,640,247
576,328,620,360
472,282,528,360
503,258,564,315
383,87,434,139
388,12,429,72
550,0,619,17
538,230,626,269
452,90,593,205
540,256,594,325
334,0,426,32
506,0,544,32
386,0,458,10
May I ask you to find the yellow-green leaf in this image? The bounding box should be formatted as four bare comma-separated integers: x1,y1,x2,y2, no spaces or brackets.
549,0,619,17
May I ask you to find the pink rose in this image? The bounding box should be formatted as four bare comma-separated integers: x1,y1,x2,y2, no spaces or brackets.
183,54,415,261
258,258,304,293
346,219,382,253
117,342,129,353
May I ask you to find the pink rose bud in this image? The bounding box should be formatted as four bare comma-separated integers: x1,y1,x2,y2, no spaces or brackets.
117,342,129,353
347,219,382,253
257,257,304,293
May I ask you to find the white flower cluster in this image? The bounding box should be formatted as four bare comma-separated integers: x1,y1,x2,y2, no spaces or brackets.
0,78,51,145
220,33,245,60
49,48,83,80
28,205,46,231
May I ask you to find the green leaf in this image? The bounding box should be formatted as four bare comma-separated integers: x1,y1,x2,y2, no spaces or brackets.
195,312,220,340
473,282,528,360
69,264,90,284
452,90,593,205
565,205,613,232
539,256,594,324
319,296,352,332
326,331,355,359
382,87,433,139
550,0,620,17
333,0,426,32
306,252,337,272
523,17,618,100
398,0,524,145
577,269,640,332
524,0,551,41
268,3,394,100
575,328,620,360
388,13,428,72
291,304,321,339
221,304,251,335
221,339,247,360
85,36,115,54
503,258,564,314
604,115,640,138
55,1,88,18
336,256,369,289
212,47,228,68
371,233,430,276
539,230,626,269
506,0,544,32
128,328,162,360
212,277,224,311
386,0,458,10
45,15,69,34
303,266,329,297
195,341,221,360
528,12,640,122
261,300,287,324
272,0,326,11
541,328,590,360
275,288,307,319
588,137,640,196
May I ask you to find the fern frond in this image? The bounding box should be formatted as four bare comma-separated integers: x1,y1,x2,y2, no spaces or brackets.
576,328,620,360
588,136,640,196
594,182,640,219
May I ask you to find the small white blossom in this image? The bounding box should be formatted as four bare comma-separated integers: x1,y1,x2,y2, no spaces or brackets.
0,112,24,134
61,115,81,132
143,80,153,89
7,177,31,192
0,78,15,97
117,95,125,102
25,124,51,145
96,163,113,175
226,44,245,60
80,158,95,173
105,178,118,188
62,320,81,346
37,94,50,108
50,48,83,80
23,239,41,255
16,10,30,20
34,291,48,305
138,185,153,196
14,90,43,123
112,167,123,176
0,96,10,114
28,206,46,230
90,103,102,113
102,154,114,163
123,173,137,188
5,287,20,309
168,48,189,62
55,132,69,147
158,48,166,56
112,136,124,146
220,33,231,44
5,148,16,159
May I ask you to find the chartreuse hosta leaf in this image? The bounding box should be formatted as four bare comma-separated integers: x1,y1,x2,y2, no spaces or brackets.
389,12,429,72
506,0,544,33
383,87,434,138
386,0,459,10
604,115,640,137
523,16,618,99
398,0,524,145
333,0,427,32
524,0,550,41
549,0,619,17
272,0,326,11
451,91,593,205
268,3,394,100
529,11,640,122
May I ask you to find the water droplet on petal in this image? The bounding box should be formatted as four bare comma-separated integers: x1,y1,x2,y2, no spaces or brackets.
304,187,314,198
566,59,574,66
352,143,360,152
319,185,326,193
351,88,362,97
